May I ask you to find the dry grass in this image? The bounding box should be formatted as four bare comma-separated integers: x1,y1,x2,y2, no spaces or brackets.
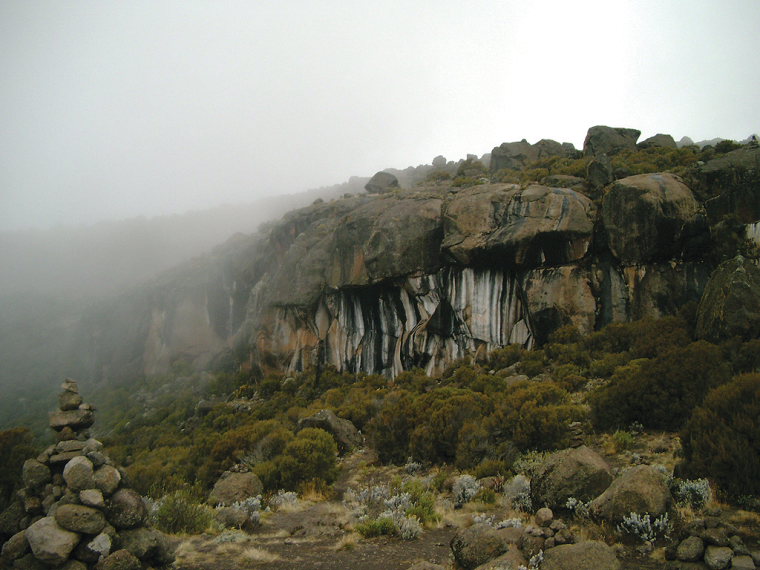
241,547,282,563
333,532,360,551
299,481,331,502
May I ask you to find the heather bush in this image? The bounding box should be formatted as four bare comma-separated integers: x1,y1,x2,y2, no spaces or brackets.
680,373,760,497
486,344,524,369
355,516,396,537
590,341,730,430
276,427,338,490
486,380,583,451
151,490,218,534
0,427,36,511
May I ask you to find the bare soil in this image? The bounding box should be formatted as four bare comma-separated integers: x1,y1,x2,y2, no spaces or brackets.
173,500,455,569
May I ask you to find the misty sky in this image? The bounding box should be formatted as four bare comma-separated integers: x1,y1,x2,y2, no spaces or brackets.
1,1,758,231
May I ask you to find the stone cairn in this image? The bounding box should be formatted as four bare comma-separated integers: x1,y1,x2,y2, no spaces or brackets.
0,379,175,569
567,421,585,448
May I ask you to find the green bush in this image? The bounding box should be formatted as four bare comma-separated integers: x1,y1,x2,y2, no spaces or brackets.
355,516,397,537
680,373,760,497
487,345,524,370
612,430,636,451
590,341,730,431
152,490,218,534
486,380,584,451
276,427,338,490
472,458,510,479
0,427,36,511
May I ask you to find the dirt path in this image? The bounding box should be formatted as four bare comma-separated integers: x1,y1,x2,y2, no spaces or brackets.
173,500,456,570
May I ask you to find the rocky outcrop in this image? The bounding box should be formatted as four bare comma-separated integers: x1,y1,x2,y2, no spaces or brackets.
602,173,706,264
696,255,760,342
0,380,175,569
697,147,760,222
583,126,640,157
540,541,621,570
443,184,596,267
589,464,672,523
207,471,263,507
667,515,757,569
490,139,577,172
297,410,363,454
638,133,677,149
54,128,760,382
530,446,612,509
365,171,400,194
450,524,518,570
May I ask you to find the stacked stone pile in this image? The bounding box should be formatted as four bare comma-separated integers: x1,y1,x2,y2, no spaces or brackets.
567,422,584,448
0,379,175,569
665,513,759,569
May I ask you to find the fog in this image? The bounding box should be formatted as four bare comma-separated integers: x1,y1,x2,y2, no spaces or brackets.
1,0,758,231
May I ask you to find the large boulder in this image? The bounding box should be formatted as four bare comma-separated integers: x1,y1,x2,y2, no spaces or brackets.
327,196,443,287
297,409,363,454
589,464,672,523
106,489,148,529
443,184,596,267
269,195,443,306
490,139,576,172
49,408,95,431
602,172,706,264
1,530,29,561
74,533,112,565
521,266,597,344
54,503,106,534
93,465,122,496
450,523,520,570
530,446,612,509
697,147,760,222
638,133,677,149
540,540,621,570
365,171,399,194
696,255,760,342
95,549,142,570
473,544,527,569
208,471,263,507
24,516,80,566
117,527,176,566
583,126,640,157
63,456,95,491
22,460,51,490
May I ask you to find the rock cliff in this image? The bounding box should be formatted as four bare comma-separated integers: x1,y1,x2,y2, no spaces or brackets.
68,129,760,382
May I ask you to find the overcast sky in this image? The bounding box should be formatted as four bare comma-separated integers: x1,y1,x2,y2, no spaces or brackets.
1,0,758,231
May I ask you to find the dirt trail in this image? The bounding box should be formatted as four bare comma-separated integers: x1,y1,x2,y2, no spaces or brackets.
173,500,455,570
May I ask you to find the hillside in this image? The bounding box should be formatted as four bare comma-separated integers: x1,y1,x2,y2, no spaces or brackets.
1,126,760,569
39,127,760,389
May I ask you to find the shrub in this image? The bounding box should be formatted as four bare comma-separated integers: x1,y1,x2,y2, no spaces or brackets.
152,491,218,534
475,488,497,504
590,341,730,430
355,516,396,538
671,478,712,509
611,430,636,452
473,459,510,479
276,427,338,490
486,380,583,451
616,512,671,542
396,515,423,540
680,373,760,497
565,497,591,519
0,427,37,510
452,475,481,506
487,344,524,370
